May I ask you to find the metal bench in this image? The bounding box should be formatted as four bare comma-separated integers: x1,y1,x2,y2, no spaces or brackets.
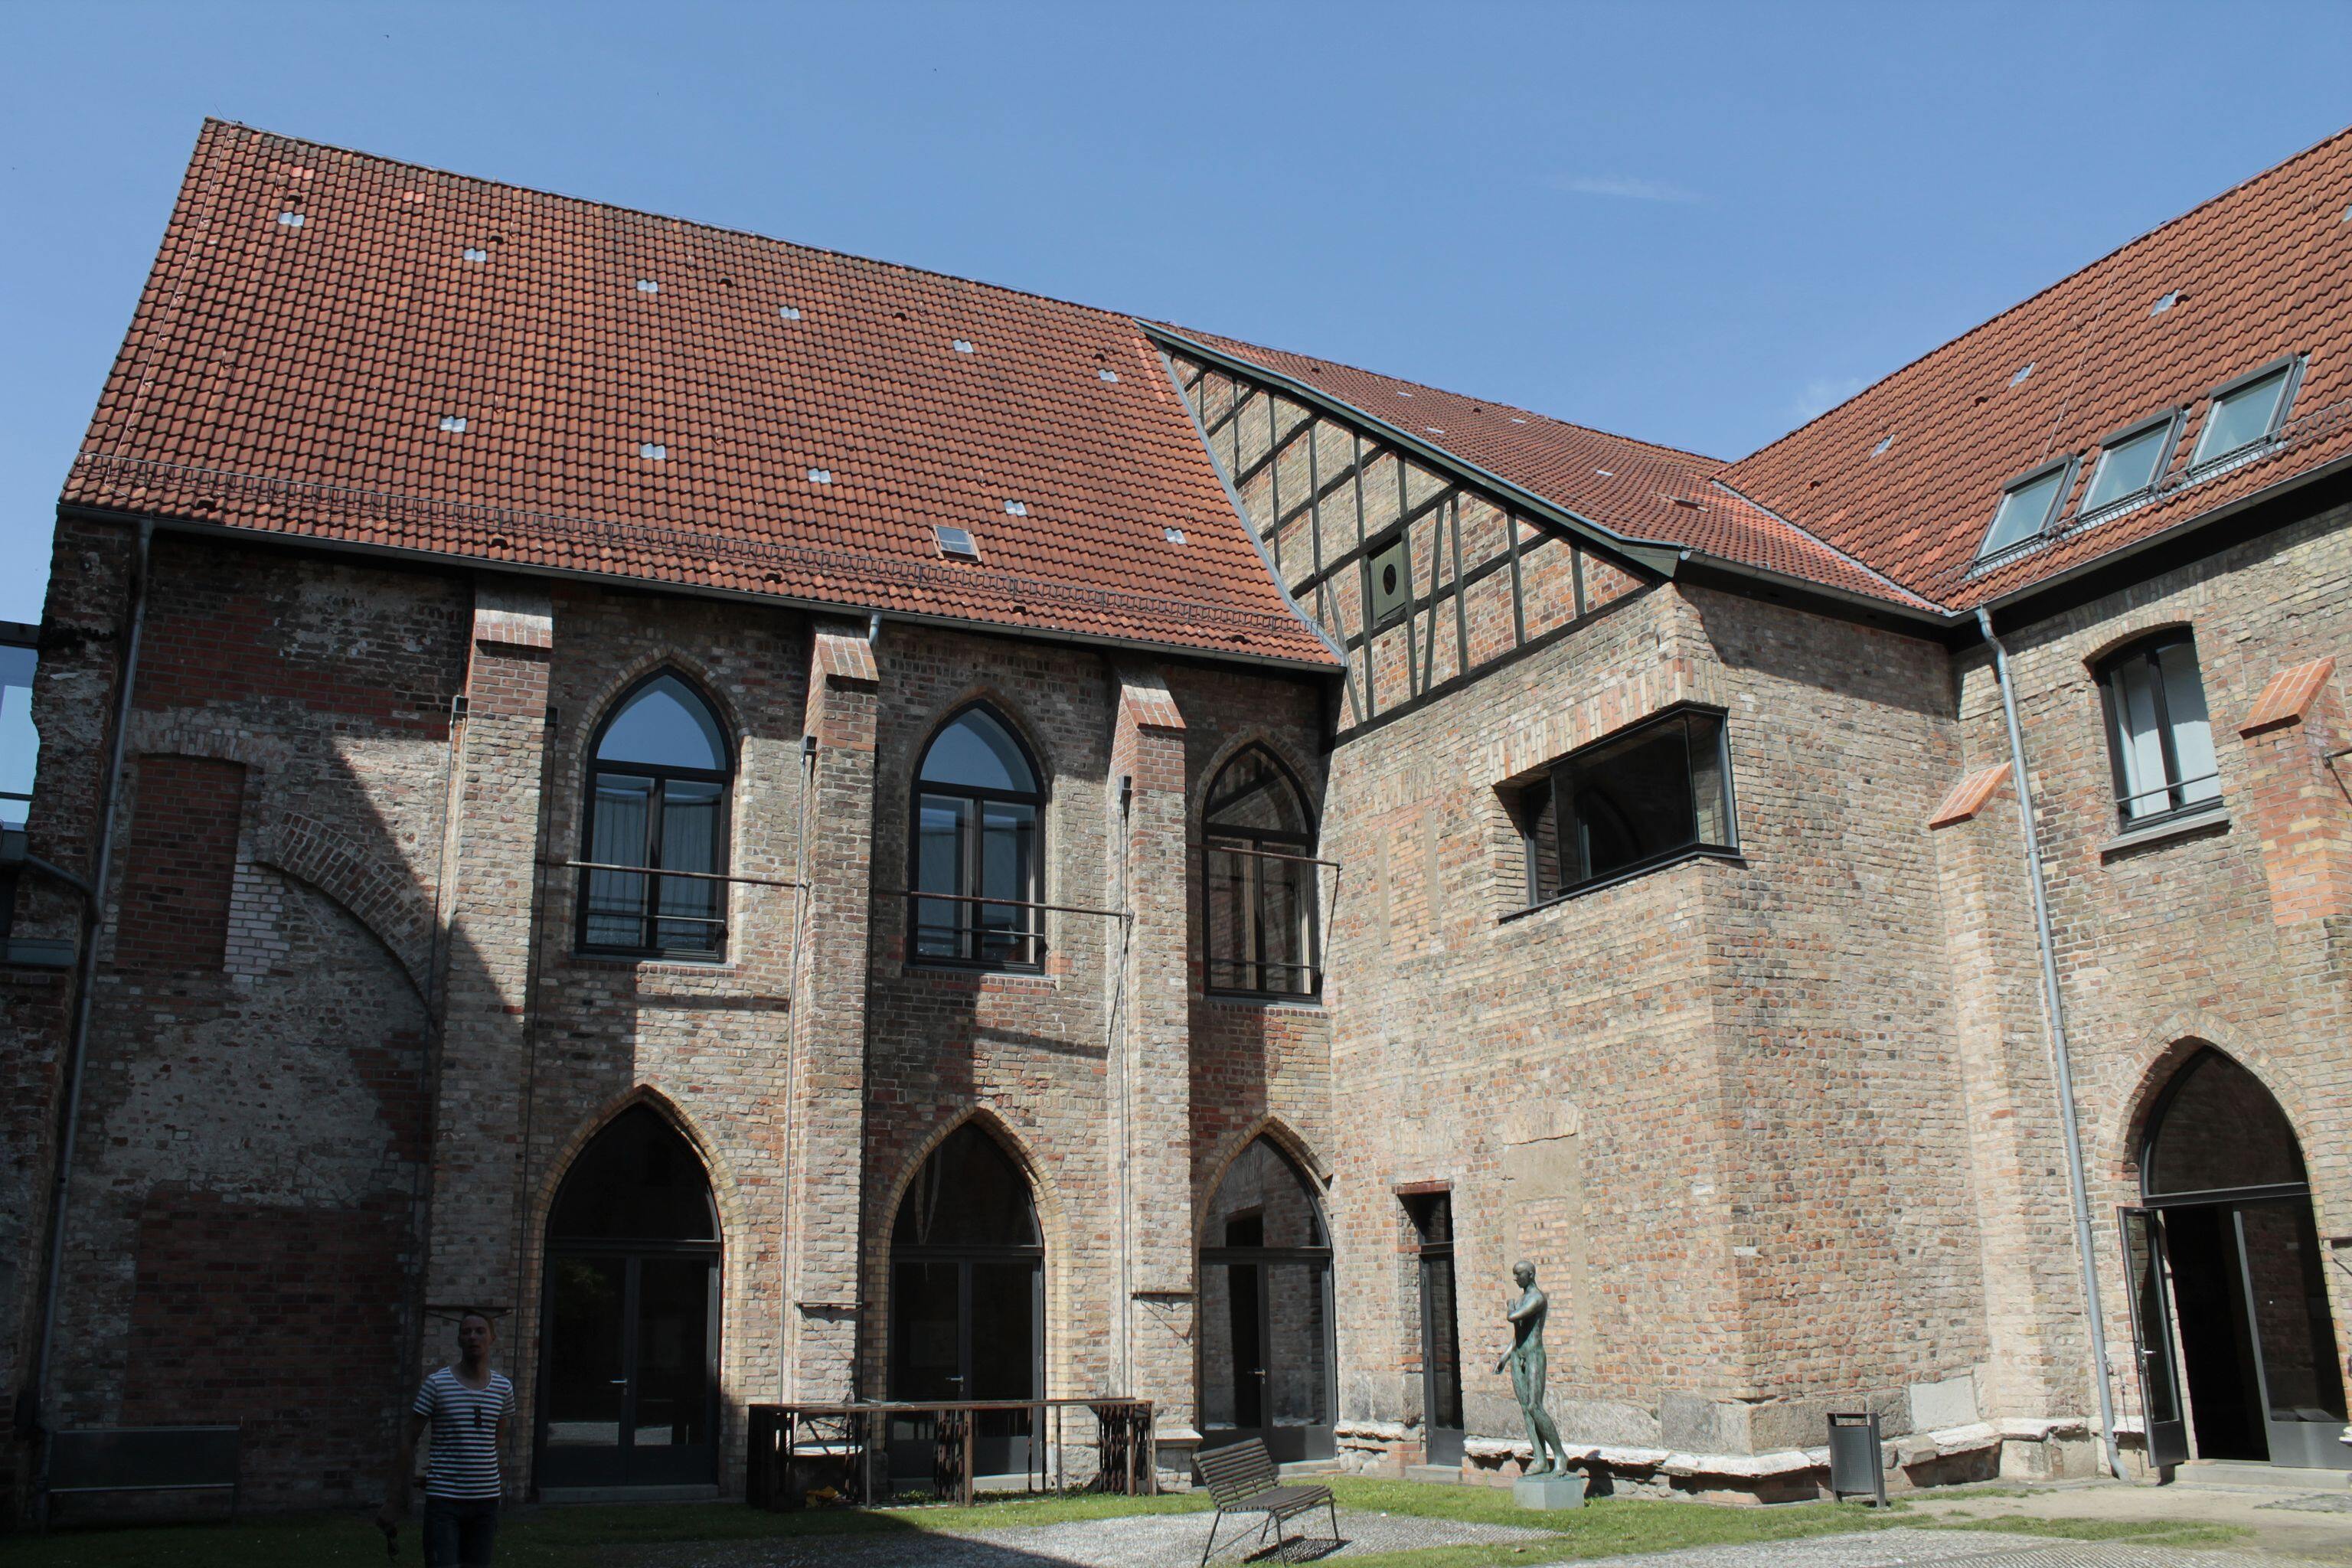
45,1424,241,1521
1194,1437,1336,1566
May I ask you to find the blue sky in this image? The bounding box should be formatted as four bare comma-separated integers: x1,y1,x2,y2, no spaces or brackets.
3,1,2347,626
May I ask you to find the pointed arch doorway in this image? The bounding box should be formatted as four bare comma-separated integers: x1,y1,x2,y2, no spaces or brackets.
1199,1136,1336,1462
888,1123,1044,1478
2119,1049,2347,1470
536,1106,722,1489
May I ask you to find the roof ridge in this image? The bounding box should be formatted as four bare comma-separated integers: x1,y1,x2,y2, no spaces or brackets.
1731,119,2352,471
201,118,1155,330
1166,322,1727,467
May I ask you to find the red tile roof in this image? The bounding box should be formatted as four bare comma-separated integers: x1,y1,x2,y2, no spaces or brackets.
1162,327,1942,611
63,122,1337,665
1720,125,2352,612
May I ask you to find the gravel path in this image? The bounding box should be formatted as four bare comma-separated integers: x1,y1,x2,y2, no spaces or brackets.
622,1519,2285,1568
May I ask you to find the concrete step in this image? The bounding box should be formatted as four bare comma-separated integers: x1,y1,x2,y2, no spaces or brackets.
2174,1459,2350,1492
1403,1464,1466,1485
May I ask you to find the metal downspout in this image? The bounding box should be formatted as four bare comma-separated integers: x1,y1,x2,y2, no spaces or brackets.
1976,607,2122,1478
26,518,152,1498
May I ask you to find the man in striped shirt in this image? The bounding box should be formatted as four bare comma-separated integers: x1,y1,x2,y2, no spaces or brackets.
381,1309,515,1566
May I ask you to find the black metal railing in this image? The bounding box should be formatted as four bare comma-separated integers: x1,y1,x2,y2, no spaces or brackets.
746,1397,1154,1510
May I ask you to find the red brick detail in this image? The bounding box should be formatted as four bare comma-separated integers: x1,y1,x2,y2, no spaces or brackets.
2238,655,2336,736
1926,763,2012,829
812,629,879,687
126,1187,411,1505
116,756,244,970
2241,671,2352,925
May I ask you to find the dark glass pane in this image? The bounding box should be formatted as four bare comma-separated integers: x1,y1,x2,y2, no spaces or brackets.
977,800,1036,962
2144,1050,2308,1196
913,795,968,959
1206,1139,1326,1250
0,641,34,828
1562,717,1698,886
544,1256,628,1449
596,675,727,771
586,774,655,946
1200,1260,1256,1429
1523,779,1562,903
1206,750,1308,837
1259,853,1309,993
550,1106,718,1241
918,708,1035,792
1409,1193,1452,1247
2083,422,2171,511
892,1124,1039,1248
969,1262,1038,1401
1205,841,1250,990
1263,1261,1330,1429
1981,466,2066,555
2195,369,2289,466
2122,1214,2181,1429
1423,1251,1462,1429
632,1257,714,1449
892,1260,962,1400
2238,1200,2347,1423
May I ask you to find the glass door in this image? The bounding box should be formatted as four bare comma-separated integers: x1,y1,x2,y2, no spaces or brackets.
537,1252,718,1488
1413,1194,1464,1468
2117,1207,2189,1468
2233,1200,2351,1469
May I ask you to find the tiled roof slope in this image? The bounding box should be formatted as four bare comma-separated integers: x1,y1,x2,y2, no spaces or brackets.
1165,327,1941,610
63,122,1336,665
1720,126,2352,611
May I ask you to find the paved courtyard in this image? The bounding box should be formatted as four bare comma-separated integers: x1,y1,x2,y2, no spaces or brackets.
622,1516,2292,1568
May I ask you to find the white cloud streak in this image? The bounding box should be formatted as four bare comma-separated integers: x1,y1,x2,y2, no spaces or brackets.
1556,175,1703,204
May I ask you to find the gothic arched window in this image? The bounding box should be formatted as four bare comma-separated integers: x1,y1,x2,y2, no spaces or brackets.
911,704,1044,967
579,672,731,958
1204,746,1320,997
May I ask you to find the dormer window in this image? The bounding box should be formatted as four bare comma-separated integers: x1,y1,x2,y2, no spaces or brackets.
2190,361,2298,471
2080,413,2180,514
1977,458,2074,559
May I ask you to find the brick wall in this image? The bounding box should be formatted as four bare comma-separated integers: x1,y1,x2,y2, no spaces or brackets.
114,756,243,971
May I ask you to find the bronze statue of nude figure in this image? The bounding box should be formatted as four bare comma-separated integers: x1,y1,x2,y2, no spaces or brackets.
1496,1259,1570,1476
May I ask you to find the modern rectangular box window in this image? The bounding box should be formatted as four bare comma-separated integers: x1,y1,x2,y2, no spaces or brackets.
1519,707,1736,903
2079,413,2179,514
1976,459,2073,558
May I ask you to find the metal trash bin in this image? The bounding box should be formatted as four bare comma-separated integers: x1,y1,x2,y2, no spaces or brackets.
1827,1412,1885,1506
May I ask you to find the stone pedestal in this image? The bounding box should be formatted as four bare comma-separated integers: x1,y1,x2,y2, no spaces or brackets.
1514,1472,1586,1510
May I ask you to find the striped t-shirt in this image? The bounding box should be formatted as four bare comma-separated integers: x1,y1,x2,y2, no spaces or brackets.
413,1366,515,1500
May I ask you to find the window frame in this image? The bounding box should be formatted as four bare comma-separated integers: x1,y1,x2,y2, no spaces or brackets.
1974,454,2079,562
2096,629,2223,831
2076,407,2184,519
907,702,1048,972
1365,531,1413,629
2187,355,2304,472
1201,743,1322,1001
1515,704,1740,908
575,669,735,962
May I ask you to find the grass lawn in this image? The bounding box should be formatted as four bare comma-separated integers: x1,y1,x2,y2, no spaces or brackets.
2,1475,2244,1566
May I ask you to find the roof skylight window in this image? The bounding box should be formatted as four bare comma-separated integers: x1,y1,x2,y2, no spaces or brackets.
2080,414,2178,513
1003,500,1028,517
1394,390,1413,398
779,305,803,321
1508,416,1527,424
1426,426,1446,435
1977,459,2073,558
1098,369,1119,383
2190,361,2297,469
438,416,469,433
277,211,305,227
2151,290,2180,315
2010,363,2034,386
936,525,980,560
1872,436,1893,456
953,340,975,354
641,443,668,460
463,247,489,263
808,468,834,484
636,279,660,294
1595,469,1614,479
1165,527,1186,544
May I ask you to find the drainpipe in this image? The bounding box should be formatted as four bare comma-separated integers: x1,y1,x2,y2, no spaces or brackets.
1975,607,2122,1479
24,519,152,1491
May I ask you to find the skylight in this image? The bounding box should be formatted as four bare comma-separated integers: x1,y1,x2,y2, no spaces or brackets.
462,247,489,263
277,211,305,227
808,468,834,484
936,526,979,560
2080,418,2174,512
1098,369,1119,383
1003,501,1028,517
953,340,975,354
640,443,668,460
779,305,803,322
438,416,468,433
2010,363,2034,386
1165,527,1186,544
2151,290,2180,315
1978,462,2070,557
636,279,660,294
1872,436,1893,456
2191,364,2295,469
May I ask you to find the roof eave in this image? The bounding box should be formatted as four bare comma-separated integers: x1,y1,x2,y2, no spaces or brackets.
56,504,1348,676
